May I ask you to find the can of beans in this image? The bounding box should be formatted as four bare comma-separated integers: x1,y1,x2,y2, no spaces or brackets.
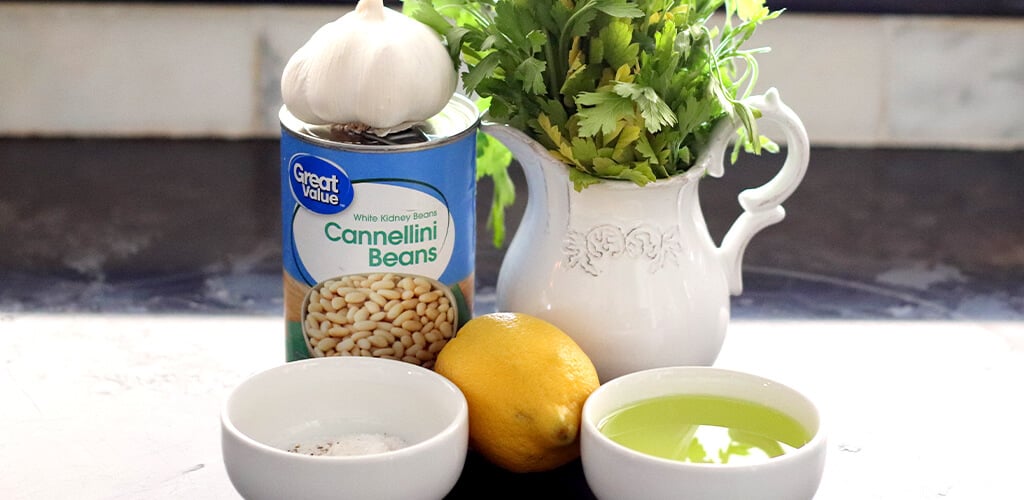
280,94,478,365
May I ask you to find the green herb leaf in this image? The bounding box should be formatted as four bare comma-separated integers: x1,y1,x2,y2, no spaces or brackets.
401,0,449,35
462,52,501,94
407,0,783,247
474,98,516,247
737,0,771,22
612,82,677,133
477,132,515,247
592,0,645,18
575,91,635,137
569,167,603,192
516,57,547,95
597,20,639,69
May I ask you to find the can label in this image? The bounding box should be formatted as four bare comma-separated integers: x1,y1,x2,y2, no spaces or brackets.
281,110,476,362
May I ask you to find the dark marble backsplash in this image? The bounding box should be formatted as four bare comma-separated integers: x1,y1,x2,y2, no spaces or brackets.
1,138,1021,319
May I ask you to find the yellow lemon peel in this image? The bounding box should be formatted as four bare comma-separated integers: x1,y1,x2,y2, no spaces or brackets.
435,313,599,472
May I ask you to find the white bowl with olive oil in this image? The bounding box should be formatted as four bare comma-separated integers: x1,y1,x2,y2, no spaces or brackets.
581,367,826,500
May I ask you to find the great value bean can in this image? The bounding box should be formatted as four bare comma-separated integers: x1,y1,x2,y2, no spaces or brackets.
280,94,478,363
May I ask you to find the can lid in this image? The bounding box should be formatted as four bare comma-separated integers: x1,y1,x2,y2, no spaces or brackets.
280,93,480,151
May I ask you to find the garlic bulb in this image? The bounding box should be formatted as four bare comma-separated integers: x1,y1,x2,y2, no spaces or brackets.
281,0,457,132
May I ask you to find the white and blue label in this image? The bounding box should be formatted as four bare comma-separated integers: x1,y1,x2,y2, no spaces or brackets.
281,130,476,288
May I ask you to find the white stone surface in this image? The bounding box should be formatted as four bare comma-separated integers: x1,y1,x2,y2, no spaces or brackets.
0,3,1021,148
715,320,1024,500
0,314,279,500
751,14,887,148
885,16,1024,149
2,314,1022,499
0,4,254,137
0,3,344,138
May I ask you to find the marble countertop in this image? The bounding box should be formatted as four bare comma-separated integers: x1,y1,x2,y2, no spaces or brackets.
1,139,1020,320
1,139,1022,498
2,315,1022,499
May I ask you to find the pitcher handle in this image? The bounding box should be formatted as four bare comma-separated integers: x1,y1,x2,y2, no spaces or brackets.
704,88,810,295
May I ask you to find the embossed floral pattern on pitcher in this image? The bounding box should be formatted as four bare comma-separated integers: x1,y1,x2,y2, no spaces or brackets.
485,90,810,382
565,223,683,276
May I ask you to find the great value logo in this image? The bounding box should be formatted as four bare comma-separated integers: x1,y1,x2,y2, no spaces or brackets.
288,153,354,215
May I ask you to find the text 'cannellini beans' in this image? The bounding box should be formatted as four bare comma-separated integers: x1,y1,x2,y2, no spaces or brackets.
303,273,456,369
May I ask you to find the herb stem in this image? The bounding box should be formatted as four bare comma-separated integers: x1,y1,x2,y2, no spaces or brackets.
544,40,562,99
556,0,596,93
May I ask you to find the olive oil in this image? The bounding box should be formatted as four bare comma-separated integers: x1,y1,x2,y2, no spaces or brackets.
598,394,811,464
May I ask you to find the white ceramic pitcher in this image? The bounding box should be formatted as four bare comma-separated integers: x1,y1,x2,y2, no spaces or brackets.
483,89,809,382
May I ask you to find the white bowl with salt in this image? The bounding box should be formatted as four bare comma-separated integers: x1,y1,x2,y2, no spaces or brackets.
221,356,468,500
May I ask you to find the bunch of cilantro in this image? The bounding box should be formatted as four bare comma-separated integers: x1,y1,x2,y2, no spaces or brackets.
407,0,780,243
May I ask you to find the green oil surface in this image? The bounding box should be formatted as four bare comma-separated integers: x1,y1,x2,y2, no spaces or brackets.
598,394,811,464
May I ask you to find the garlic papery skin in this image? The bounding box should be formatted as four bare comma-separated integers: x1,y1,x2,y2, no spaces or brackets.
281,0,457,132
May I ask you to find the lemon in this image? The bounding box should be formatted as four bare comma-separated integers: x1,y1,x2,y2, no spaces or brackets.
434,312,600,473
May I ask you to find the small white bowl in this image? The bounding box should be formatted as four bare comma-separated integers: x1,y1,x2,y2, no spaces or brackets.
581,367,826,500
221,357,468,500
